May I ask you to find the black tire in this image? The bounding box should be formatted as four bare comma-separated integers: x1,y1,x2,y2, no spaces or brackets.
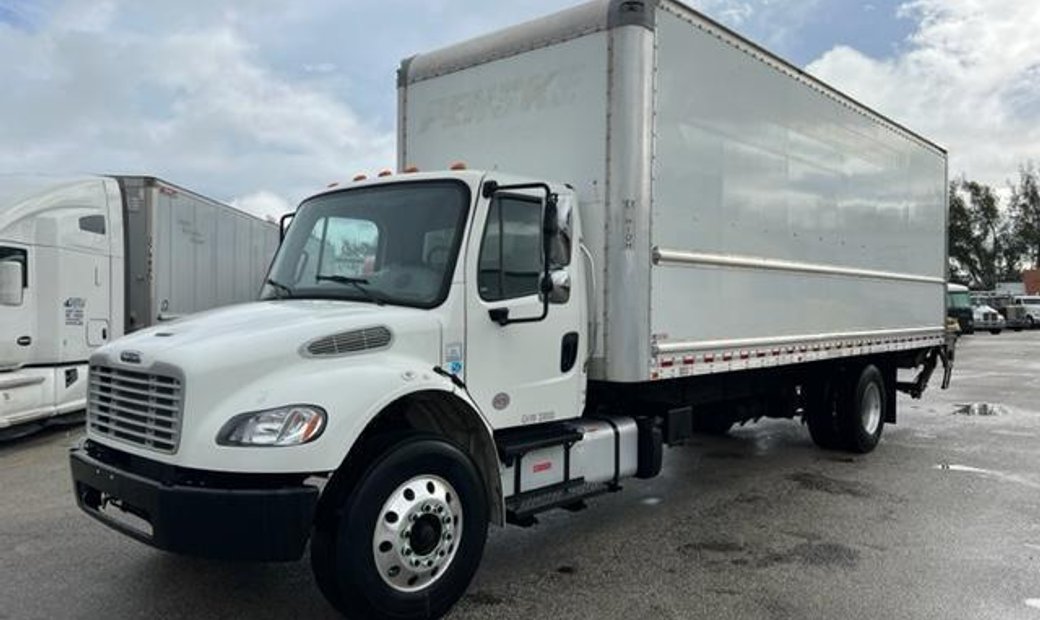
1028,316,1036,329
804,378,843,450
990,329,1002,335
836,365,886,454
311,434,488,620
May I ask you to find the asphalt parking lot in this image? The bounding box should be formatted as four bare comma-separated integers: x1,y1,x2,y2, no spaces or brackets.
2,331,1039,619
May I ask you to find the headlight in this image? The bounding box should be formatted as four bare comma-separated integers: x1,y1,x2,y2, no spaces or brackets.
217,405,326,447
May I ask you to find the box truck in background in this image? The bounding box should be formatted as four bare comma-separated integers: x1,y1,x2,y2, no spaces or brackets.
70,2,954,618
0,175,278,436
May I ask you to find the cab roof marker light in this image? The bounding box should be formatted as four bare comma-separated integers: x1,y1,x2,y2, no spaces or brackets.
353,174,368,182
378,169,393,177
327,182,340,188
403,165,420,173
449,161,467,170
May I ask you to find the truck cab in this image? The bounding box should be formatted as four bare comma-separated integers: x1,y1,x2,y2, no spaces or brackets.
946,283,974,334
0,176,123,435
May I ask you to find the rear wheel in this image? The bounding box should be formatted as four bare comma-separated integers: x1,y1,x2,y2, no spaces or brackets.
311,434,488,620
990,329,1002,335
836,365,886,454
804,379,843,450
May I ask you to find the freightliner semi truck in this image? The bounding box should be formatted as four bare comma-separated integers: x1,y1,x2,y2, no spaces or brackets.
70,2,954,618
0,175,278,437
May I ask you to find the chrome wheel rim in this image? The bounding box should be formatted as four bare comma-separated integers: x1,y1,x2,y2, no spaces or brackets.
372,474,462,593
861,383,882,435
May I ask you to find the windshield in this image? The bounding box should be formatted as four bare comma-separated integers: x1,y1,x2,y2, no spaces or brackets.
262,180,469,308
947,291,971,309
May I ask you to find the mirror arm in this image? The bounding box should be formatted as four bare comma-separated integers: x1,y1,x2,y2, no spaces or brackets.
279,212,295,242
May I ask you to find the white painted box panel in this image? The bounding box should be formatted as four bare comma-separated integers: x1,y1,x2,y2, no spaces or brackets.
400,0,947,383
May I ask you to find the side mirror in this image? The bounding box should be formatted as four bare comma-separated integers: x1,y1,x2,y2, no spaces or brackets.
546,269,571,304
0,261,24,306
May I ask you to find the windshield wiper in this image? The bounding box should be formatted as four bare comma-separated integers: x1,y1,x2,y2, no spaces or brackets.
266,278,293,299
315,274,385,306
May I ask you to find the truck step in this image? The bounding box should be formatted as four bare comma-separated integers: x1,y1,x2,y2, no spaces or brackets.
505,478,611,526
495,422,583,466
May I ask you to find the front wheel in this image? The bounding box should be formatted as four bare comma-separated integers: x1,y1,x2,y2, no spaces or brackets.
311,434,489,620
990,329,1003,335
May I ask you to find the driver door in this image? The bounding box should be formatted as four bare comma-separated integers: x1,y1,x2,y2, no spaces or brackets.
464,190,584,429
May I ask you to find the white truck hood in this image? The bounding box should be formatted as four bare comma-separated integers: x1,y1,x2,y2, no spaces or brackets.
100,299,442,371
86,299,448,470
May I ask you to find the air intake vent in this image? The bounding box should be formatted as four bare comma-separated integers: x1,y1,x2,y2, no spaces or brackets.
305,326,392,357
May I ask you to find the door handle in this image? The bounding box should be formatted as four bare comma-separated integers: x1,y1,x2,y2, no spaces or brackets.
560,332,579,373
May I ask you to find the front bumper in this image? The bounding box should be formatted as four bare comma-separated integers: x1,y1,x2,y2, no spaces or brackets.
70,440,319,561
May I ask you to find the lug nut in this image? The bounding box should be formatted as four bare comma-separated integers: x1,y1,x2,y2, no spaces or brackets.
403,547,412,556
423,504,432,513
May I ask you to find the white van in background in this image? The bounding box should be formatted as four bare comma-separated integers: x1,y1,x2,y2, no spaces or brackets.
1013,296,1040,329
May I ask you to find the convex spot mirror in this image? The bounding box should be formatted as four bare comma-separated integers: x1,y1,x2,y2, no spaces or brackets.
549,196,573,268
0,260,24,306
544,269,571,304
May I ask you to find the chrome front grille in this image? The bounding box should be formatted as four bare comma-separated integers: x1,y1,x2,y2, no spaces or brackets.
87,365,183,453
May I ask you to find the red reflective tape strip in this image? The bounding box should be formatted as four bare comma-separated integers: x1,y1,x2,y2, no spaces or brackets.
660,357,675,368
532,461,552,473
683,355,695,365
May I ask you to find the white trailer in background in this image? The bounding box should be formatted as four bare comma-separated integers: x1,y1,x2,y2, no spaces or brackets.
70,2,953,619
0,175,278,436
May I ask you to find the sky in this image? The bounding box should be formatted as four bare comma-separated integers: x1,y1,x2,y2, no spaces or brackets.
0,0,1037,219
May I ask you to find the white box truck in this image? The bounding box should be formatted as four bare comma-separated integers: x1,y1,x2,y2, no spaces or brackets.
70,2,954,618
0,175,278,437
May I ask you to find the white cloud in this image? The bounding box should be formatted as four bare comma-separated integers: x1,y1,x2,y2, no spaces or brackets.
806,0,1040,188
0,0,394,215
230,190,292,221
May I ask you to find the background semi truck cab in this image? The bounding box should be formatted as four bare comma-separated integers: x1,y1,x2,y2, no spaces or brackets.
0,177,125,432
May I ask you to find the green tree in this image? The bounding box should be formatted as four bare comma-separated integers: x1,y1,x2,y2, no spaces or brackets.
1009,163,1040,269
947,181,975,284
948,178,1010,289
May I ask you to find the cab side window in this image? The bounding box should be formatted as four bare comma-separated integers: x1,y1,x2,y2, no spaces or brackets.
79,215,106,235
478,196,542,302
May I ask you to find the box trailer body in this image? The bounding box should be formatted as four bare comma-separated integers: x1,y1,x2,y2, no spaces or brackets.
69,2,953,618
399,0,948,384
0,175,278,432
